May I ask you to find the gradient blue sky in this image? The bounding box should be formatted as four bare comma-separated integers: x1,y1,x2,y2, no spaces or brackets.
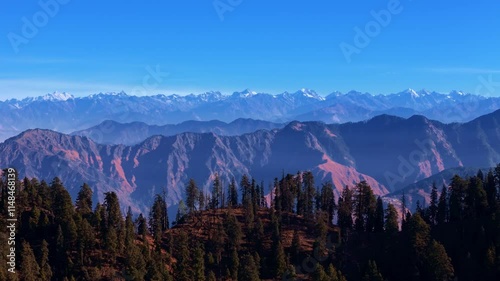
1,0,499,99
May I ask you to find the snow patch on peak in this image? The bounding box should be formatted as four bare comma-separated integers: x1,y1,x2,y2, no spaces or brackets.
401,88,419,98
45,91,74,101
233,89,258,98
449,90,465,96
296,88,325,100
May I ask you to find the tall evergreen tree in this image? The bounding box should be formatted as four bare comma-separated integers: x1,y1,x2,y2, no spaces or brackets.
211,173,222,209
173,231,191,281
337,185,354,230
272,240,287,278
149,194,168,244
239,254,260,281
384,203,399,235
38,239,53,281
312,263,327,281
374,196,385,233
136,213,148,238
319,182,336,223
437,185,449,225
485,170,498,213
362,260,384,281
302,171,316,216
228,177,238,207
353,181,376,232
240,174,251,206
449,175,467,222
186,178,199,213
226,247,238,280
429,182,439,225
192,243,206,281
423,240,454,281
75,183,93,217
20,241,40,281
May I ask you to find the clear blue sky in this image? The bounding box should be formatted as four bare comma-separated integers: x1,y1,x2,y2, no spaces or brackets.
1,0,499,99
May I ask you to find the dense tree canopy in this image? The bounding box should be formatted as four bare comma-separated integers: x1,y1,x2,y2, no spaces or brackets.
0,167,498,280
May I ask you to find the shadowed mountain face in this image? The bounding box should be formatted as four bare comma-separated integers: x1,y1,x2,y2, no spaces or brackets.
387,166,489,211
2,110,500,214
71,119,284,145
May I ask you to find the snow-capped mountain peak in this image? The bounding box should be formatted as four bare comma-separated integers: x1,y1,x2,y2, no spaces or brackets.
449,90,465,96
296,88,324,100
44,91,74,101
400,88,419,98
232,89,258,98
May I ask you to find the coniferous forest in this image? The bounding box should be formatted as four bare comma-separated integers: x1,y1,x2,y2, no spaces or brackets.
0,168,499,281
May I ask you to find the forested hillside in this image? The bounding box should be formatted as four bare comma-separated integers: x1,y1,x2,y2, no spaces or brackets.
0,169,499,280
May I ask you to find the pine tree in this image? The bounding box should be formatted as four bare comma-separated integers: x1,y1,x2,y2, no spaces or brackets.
290,230,301,263
437,185,449,224
465,176,488,218
207,271,216,281
337,185,353,230
104,191,124,255
302,171,316,217
407,213,431,259
75,183,93,217
124,207,136,249
485,170,498,213
240,174,251,206
312,263,327,281
362,260,384,281
384,203,399,235
150,194,168,244
175,200,187,225
192,243,206,281
136,213,148,238
77,218,94,265
186,179,199,213
198,189,205,210
374,196,385,233
228,177,238,207
354,181,376,232
319,182,336,223
327,263,347,281
210,173,221,209
223,210,242,251
20,241,40,281
38,240,53,281
429,182,439,225
51,179,75,225
55,224,70,277
449,175,467,222
239,254,260,281
174,231,191,281
423,240,454,281
230,248,239,280
273,240,287,278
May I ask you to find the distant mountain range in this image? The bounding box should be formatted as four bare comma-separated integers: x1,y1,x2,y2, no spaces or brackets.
2,88,500,142
2,109,500,215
